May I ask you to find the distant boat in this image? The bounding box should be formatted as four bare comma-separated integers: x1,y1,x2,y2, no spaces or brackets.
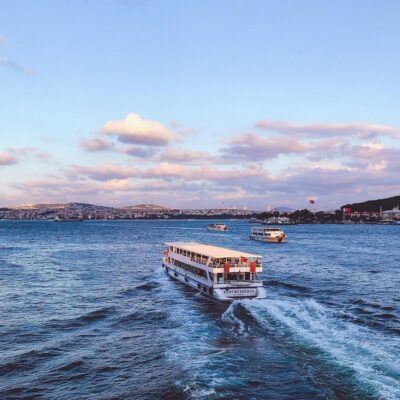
263,217,296,225
248,218,262,223
378,219,399,225
54,217,84,222
249,227,286,243
207,223,228,232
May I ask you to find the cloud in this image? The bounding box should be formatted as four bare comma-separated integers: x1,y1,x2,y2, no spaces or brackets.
79,136,157,158
0,34,32,74
139,162,272,192
169,121,200,137
70,164,136,181
118,146,157,158
156,148,214,164
140,162,197,180
221,133,309,160
4,147,54,164
255,119,400,139
0,152,17,166
102,113,175,146
80,138,114,152
0,58,32,74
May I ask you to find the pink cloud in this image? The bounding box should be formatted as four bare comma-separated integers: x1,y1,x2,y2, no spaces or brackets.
222,133,309,160
102,113,175,146
4,147,55,164
117,146,157,158
0,151,17,165
80,138,114,152
140,162,198,179
156,148,213,164
255,119,400,139
70,164,136,181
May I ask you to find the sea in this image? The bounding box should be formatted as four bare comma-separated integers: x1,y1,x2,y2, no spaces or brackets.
0,220,399,400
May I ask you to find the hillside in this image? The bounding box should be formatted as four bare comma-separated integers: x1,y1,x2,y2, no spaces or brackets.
342,195,400,212
12,202,115,210
124,204,171,211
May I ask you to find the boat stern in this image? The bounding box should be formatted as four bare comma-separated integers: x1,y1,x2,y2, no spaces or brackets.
212,283,266,302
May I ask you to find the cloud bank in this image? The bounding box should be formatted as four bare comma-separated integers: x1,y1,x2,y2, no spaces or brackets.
5,115,400,209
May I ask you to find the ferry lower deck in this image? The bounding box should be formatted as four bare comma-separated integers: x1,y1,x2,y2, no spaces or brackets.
162,242,266,302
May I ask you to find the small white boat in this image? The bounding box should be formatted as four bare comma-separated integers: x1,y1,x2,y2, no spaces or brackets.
378,219,400,225
162,242,266,301
207,223,228,232
249,227,286,243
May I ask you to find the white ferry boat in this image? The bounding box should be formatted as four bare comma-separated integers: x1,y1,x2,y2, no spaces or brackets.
263,217,296,225
249,227,286,243
207,223,228,232
162,242,266,302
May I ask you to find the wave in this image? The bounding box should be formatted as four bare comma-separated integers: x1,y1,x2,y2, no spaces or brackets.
221,303,248,337
77,307,114,323
348,298,396,312
119,281,161,296
45,306,115,330
264,279,311,294
135,281,161,291
0,348,63,375
55,359,84,371
240,297,400,400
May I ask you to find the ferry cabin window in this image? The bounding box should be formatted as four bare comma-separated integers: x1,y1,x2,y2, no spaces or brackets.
173,259,207,278
227,273,237,280
226,272,251,281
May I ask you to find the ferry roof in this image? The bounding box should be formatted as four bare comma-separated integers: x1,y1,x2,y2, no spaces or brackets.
165,241,262,259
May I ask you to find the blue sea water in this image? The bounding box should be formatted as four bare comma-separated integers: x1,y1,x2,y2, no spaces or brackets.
0,220,399,400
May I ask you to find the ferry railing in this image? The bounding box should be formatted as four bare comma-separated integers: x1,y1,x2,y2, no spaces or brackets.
216,279,262,284
189,257,208,265
209,263,262,269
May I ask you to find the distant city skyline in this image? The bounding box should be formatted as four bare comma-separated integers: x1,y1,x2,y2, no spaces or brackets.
1,1,400,209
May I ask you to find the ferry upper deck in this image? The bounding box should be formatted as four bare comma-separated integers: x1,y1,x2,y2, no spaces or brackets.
165,241,262,261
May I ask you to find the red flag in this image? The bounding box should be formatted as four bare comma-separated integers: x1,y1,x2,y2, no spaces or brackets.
309,199,315,204
343,207,351,213
240,256,247,263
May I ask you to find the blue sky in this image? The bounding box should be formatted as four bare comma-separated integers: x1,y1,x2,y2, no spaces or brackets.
1,0,400,209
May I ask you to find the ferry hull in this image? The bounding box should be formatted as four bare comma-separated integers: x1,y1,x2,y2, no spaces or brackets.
163,263,266,302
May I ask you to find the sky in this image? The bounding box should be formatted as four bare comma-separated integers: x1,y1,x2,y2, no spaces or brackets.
1,0,400,210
